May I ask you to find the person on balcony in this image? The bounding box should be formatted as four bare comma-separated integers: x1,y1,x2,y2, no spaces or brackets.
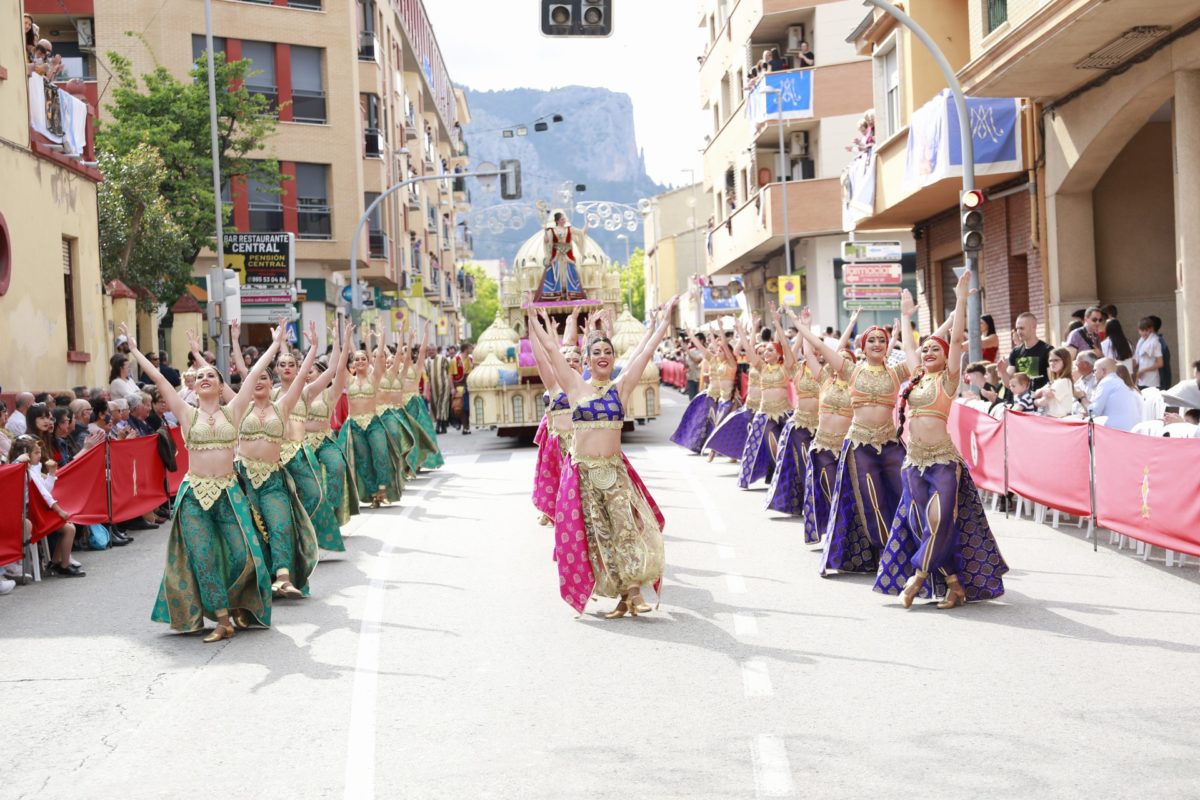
534,212,588,303
795,41,815,68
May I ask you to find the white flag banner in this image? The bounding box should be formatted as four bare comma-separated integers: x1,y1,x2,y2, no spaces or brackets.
28,74,88,155
841,151,876,232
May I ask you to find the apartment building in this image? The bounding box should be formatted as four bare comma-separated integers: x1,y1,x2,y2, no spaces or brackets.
1,0,107,390
25,0,474,346
642,183,707,327
697,0,903,327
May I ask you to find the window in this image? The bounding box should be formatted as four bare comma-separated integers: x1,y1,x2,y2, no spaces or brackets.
357,0,377,60
247,174,283,231
241,40,278,109
295,163,331,239
62,238,78,352
987,0,1008,34
474,397,484,424
190,35,226,66
362,94,382,157
880,43,901,138
364,192,387,258
512,395,524,422
290,46,326,123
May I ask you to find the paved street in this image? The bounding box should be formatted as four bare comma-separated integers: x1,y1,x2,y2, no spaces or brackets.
6,392,1200,800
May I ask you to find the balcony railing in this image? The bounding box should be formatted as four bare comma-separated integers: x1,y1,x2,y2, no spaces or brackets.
292,89,326,123
238,0,322,6
364,127,383,158
425,269,441,297
245,83,279,111
368,231,388,259
297,203,331,239
248,203,283,232
358,31,378,61
27,73,99,176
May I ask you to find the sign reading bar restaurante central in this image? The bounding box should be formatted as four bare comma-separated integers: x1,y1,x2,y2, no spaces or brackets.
223,233,295,286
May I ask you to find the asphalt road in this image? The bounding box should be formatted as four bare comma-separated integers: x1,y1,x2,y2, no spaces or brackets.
5,390,1200,800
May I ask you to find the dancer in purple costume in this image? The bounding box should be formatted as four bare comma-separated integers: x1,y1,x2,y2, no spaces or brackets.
735,314,792,489
764,306,823,514
703,339,758,462
669,325,717,453
875,272,1008,607
529,306,586,525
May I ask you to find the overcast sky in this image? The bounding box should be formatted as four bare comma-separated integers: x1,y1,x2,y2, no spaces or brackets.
425,0,709,188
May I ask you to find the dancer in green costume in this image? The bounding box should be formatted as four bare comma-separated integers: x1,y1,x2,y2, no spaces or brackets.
379,330,422,479
338,324,405,507
304,319,360,525
126,322,278,644
400,321,444,470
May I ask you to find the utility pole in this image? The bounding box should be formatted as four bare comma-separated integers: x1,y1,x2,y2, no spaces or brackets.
202,0,228,376
617,233,632,313
761,85,792,279
863,0,981,361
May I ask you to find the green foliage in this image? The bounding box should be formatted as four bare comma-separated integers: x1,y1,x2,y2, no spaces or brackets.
461,263,500,344
619,248,646,321
98,145,190,306
96,47,283,304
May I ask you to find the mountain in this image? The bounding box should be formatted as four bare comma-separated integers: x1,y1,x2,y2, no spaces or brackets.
461,86,667,264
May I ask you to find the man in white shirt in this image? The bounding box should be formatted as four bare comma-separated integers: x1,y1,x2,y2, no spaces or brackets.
1133,316,1164,389
1073,352,1098,415
6,392,33,435
1088,358,1143,431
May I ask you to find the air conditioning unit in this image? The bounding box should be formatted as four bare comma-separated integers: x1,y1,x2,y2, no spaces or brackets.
786,25,806,52
76,19,94,48
790,130,810,157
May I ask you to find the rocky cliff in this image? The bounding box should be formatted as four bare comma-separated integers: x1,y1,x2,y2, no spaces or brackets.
463,86,666,263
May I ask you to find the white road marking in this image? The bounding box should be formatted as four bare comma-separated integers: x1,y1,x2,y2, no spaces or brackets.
733,613,759,637
685,465,727,533
344,477,445,800
725,574,747,594
741,659,773,698
660,395,681,407
717,544,736,560
752,735,796,797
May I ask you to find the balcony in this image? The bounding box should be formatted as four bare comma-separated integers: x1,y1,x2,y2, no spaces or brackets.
708,178,842,274
368,231,388,260
26,71,100,181
453,176,469,202
407,187,421,211
236,0,323,7
297,203,331,239
358,30,378,62
364,127,383,158
245,83,279,112
424,268,442,298
248,202,284,233
291,89,326,124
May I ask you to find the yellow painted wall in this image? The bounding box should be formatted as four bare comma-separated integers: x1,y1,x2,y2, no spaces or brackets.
903,0,972,119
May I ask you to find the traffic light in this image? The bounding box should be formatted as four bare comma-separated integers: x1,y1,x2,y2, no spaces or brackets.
542,0,612,37
500,160,522,200
961,189,985,253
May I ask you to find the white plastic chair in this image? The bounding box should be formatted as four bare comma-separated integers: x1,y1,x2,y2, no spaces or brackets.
1141,387,1165,422
1131,419,1165,437
1163,422,1198,438
1092,415,1109,427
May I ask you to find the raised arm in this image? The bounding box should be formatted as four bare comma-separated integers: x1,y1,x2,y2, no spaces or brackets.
946,272,969,380
836,308,862,353
329,320,353,401
529,308,589,399
561,306,582,348
305,320,341,400
526,308,557,390
771,306,797,372
898,291,920,374
120,323,191,431
618,296,681,403
793,316,845,374
230,324,286,419
229,319,246,378
367,325,387,392
186,327,236,403
279,322,319,416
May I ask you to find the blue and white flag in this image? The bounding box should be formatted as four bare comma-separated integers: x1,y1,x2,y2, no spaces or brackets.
905,90,1022,190
747,70,814,125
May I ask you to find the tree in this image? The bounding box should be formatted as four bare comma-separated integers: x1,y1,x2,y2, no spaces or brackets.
96,48,283,303
98,144,190,306
619,248,646,321
461,263,500,344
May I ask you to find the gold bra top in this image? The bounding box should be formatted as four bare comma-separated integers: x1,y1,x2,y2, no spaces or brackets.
307,389,332,423
347,377,375,399
273,386,308,423
818,365,853,418
793,365,821,400
907,370,957,420
759,364,789,389
240,402,286,443
847,362,908,409
747,366,761,389
186,406,238,451
379,374,404,393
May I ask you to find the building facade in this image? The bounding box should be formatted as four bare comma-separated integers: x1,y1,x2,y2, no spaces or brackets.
697,0,909,328
26,0,474,349
2,0,107,392
643,183,706,327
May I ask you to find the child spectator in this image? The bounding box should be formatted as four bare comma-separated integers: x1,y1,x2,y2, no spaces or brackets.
1010,372,1036,412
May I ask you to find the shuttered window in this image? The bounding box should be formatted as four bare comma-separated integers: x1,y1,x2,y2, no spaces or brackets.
62,238,78,351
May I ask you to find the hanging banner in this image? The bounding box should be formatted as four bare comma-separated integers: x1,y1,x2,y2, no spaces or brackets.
747,70,814,124
946,403,1005,493
43,444,110,532
1004,411,1091,516
109,435,168,521
167,426,189,496
840,151,876,232
905,91,1022,191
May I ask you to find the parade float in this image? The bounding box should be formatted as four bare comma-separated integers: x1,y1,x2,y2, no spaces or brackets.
467,214,660,436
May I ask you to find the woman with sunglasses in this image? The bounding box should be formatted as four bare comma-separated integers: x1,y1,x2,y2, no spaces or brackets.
125,323,280,641
875,273,1008,608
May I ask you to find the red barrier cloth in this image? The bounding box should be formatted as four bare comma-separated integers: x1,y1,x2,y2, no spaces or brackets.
35,444,110,537
0,464,24,564
947,403,1006,494
166,426,188,495
1004,411,1092,516
109,435,168,520
27,475,63,543
1094,427,1200,557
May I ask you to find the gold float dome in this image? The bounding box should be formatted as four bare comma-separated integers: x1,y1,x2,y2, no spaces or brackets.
467,352,505,390
612,307,647,358
473,308,520,364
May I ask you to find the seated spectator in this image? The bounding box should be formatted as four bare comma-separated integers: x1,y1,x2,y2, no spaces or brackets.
1066,306,1104,359
795,41,815,68
126,393,154,437
1133,317,1165,389
0,403,11,462
1101,318,1134,375
9,435,85,577
1073,351,1098,414
109,398,130,436
51,408,78,464
146,388,173,430
34,391,55,410
963,362,998,403
27,402,59,463
6,391,34,435
109,354,141,400
54,391,74,409
1034,348,1075,418
68,398,91,450
1086,357,1143,431
1009,373,1036,412
1115,363,1139,392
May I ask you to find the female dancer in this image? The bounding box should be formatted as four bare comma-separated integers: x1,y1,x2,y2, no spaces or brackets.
272,324,347,553
233,322,320,600
793,306,917,575
378,338,419,480
528,297,677,618
704,332,758,463
130,323,275,642
669,326,715,454
764,307,823,515
304,320,359,525
704,329,741,459
875,273,1008,607
401,324,444,471
529,305,584,525
339,325,404,506
736,314,794,489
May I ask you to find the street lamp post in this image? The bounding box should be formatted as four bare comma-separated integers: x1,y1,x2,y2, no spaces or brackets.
617,233,632,314
202,0,228,376
760,85,793,280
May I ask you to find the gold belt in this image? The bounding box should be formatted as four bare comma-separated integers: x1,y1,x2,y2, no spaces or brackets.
303,431,331,449
237,456,280,489
573,419,623,430
378,402,395,412
280,440,302,465
905,437,961,471
791,408,819,431
758,396,793,420
350,413,376,429
186,472,238,511
572,452,624,491
847,419,899,452
813,427,847,453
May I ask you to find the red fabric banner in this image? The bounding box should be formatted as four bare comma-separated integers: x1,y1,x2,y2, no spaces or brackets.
109,435,167,521
947,403,1006,493
1004,411,1092,516
0,464,25,564
1094,427,1200,557
27,475,64,543
46,444,110,529
167,426,188,495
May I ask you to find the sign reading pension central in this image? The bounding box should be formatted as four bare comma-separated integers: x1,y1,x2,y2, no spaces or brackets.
223,233,295,286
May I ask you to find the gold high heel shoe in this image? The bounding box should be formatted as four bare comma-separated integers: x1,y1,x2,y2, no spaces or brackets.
627,589,652,615
537,513,552,526
230,609,253,630
900,569,928,609
203,621,235,643
938,577,967,609
605,592,631,619
272,579,304,599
